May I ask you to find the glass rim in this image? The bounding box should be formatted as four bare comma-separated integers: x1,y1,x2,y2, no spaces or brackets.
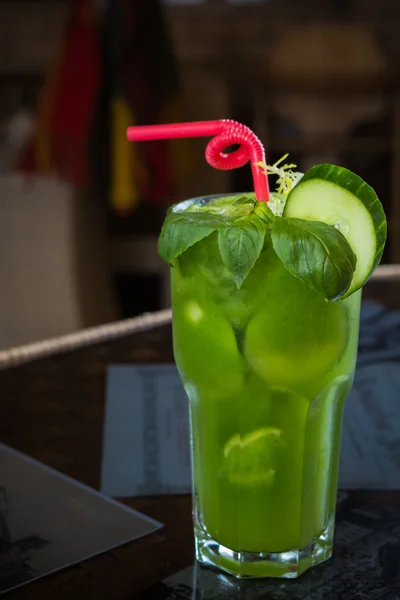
171,192,256,213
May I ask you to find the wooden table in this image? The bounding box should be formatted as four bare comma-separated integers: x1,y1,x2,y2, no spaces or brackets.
0,277,399,599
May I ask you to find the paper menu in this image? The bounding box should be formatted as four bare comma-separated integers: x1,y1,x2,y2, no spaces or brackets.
101,362,400,497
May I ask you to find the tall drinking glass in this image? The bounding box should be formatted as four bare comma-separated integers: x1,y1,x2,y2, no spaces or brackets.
170,194,361,579
126,118,384,579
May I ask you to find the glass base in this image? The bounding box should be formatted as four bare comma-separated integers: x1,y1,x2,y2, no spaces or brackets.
195,520,333,579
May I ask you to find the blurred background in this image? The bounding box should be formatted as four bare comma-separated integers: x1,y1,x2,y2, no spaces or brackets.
0,0,398,348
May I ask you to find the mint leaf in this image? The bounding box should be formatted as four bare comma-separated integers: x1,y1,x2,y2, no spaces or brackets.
271,217,356,301
234,195,256,207
218,215,266,288
158,211,227,263
254,201,275,226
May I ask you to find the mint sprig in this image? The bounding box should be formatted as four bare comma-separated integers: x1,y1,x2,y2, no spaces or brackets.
271,217,357,301
159,180,357,301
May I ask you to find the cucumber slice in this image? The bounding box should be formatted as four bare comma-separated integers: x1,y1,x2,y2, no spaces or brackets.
283,164,386,295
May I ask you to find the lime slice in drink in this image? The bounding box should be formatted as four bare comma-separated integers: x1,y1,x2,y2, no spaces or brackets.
283,164,386,296
244,265,348,389
173,298,244,396
223,427,282,486
245,312,345,388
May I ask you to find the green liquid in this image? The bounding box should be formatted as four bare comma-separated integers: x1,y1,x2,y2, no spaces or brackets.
170,198,361,573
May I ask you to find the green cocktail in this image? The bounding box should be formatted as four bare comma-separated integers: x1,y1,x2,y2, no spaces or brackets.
158,163,386,578
127,118,386,578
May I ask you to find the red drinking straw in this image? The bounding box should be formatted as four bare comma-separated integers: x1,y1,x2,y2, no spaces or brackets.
126,120,270,202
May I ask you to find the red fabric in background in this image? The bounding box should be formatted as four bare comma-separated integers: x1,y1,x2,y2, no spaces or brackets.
19,0,186,209
50,0,100,185
19,0,100,187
